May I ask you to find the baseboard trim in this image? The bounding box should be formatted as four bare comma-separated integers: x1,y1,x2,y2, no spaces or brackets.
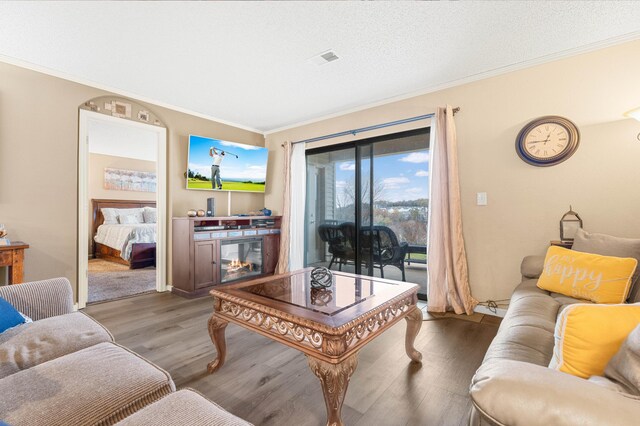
474,305,508,318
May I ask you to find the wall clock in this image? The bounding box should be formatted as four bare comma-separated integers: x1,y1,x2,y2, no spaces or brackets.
515,116,580,167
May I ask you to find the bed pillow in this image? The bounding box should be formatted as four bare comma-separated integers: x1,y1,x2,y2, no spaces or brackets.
537,246,637,304
143,207,157,224
116,208,144,224
0,296,26,333
572,229,640,303
101,208,119,225
549,303,640,378
119,214,143,224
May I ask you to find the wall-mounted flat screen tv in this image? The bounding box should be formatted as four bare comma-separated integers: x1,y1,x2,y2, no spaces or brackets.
186,135,268,193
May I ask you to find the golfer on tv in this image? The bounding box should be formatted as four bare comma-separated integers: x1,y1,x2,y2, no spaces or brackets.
209,147,225,190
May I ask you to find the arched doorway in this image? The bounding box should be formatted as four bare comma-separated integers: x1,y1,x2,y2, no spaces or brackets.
77,97,167,308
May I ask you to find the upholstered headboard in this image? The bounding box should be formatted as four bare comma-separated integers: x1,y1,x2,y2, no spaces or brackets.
91,199,156,238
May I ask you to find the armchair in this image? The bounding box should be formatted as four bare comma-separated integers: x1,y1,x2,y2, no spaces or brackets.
360,225,409,281
317,222,355,270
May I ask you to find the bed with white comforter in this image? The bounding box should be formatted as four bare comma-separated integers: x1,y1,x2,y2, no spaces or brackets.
94,223,156,260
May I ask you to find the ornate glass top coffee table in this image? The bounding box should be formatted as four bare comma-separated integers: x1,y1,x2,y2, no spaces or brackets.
207,268,423,426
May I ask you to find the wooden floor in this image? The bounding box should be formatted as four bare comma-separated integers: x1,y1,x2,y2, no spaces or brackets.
85,292,499,426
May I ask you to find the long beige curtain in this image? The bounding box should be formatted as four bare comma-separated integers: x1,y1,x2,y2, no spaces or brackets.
427,105,478,315
275,141,292,274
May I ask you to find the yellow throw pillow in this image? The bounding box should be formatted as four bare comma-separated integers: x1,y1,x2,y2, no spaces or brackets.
537,246,637,303
550,303,640,378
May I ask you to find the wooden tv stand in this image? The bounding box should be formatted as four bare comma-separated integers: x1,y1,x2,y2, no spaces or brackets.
171,216,281,298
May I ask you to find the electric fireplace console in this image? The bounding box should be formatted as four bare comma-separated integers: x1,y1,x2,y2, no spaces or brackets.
171,216,282,298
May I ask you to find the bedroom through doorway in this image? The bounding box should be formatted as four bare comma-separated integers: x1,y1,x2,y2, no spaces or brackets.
77,104,167,308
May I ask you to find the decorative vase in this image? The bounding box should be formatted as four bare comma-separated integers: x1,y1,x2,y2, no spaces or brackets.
187,209,197,217
261,208,272,217
196,209,206,217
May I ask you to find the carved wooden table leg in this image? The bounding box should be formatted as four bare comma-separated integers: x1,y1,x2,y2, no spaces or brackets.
207,314,229,373
404,305,423,363
307,352,358,426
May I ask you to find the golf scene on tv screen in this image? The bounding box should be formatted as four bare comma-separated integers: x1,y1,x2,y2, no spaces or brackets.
186,135,268,193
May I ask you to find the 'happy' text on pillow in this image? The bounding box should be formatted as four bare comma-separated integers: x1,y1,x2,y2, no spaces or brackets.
544,254,603,292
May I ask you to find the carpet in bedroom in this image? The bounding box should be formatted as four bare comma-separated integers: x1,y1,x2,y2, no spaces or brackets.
88,259,156,303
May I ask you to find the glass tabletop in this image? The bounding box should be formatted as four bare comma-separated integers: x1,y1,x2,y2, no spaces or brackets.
238,269,416,316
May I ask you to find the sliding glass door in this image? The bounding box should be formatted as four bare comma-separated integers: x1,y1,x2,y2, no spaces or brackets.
305,128,430,296
305,146,356,267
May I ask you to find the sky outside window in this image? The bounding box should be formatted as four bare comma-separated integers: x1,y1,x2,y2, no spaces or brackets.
335,150,429,203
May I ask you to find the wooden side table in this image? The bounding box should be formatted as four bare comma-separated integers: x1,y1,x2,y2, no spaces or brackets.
0,242,29,284
550,240,573,249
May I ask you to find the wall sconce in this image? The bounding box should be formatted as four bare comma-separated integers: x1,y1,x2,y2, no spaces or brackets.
560,206,583,242
623,107,640,141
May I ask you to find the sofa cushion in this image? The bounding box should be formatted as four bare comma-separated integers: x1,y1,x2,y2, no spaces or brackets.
600,323,640,396
115,389,252,426
549,304,640,378
537,246,636,304
549,292,588,312
572,229,640,303
0,342,175,426
0,311,113,379
510,278,551,301
471,360,640,426
482,280,561,366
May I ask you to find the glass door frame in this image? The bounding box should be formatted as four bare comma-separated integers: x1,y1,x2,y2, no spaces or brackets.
304,127,430,296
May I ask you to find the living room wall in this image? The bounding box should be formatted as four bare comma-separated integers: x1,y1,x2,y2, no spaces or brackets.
0,61,265,294
265,39,640,304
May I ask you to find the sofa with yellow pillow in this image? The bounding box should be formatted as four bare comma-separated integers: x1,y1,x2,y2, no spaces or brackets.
469,230,640,426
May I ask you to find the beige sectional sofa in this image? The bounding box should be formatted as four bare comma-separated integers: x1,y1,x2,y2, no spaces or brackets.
0,278,251,426
469,256,640,426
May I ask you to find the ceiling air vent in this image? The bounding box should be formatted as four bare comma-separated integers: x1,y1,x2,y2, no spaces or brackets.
308,50,340,66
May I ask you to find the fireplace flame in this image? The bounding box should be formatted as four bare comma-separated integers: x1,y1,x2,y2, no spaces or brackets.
228,259,254,273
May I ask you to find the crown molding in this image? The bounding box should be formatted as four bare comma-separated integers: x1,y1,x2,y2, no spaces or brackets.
0,54,264,135
264,31,640,135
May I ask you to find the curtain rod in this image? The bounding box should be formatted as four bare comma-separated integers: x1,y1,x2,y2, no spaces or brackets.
282,107,459,147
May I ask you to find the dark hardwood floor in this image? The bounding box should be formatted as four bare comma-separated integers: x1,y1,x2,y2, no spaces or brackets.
85,292,499,426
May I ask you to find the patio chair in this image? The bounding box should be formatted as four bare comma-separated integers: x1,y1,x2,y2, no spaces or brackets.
360,225,409,281
317,223,354,270
338,222,359,270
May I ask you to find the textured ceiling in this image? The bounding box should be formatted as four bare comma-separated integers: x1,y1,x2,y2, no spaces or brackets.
1,2,640,132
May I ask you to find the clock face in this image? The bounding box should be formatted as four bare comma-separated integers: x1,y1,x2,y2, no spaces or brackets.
523,123,570,160
516,116,579,167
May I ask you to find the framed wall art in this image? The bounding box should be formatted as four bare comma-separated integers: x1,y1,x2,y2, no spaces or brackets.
104,168,156,193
